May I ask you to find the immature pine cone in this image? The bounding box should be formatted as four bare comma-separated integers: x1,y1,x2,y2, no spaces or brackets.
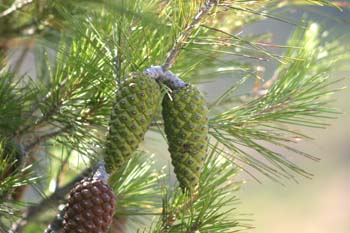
104,73,161,173
162,84,208,191
63,177,116,233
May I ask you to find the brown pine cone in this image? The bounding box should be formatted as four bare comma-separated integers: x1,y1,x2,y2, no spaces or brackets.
63,177,116,233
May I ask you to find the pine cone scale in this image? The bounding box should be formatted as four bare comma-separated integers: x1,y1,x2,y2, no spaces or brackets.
105,74,161,172
162,84,208,191
63,178,116,233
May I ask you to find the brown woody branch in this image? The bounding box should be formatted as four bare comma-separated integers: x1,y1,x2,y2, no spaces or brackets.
9,168,92,233
0,0,34,19
162,0,218,71
162,194,199,232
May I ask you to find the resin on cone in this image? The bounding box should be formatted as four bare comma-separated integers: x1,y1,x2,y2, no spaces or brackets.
104,73,161,173
162,84,208,191
63,177,116,233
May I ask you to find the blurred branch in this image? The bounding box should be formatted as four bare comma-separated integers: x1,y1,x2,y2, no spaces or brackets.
9,168,91,233
161,194,198,231
44,205,66,233
0,0,34,19
24,126,70,153
13,77,70,139
218,3,299,26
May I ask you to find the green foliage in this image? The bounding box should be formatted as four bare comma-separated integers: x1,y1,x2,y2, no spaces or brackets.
0,0,347,232
141,146,246,233
0,72,25,135
209,22,347,181
109,152,164,231
0,141,40,232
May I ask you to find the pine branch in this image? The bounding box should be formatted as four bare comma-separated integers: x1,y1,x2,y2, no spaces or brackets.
9,168,91,232
24,126,70,153
162,0,219,71
110,153,164,218
209,22,347,181
0,141,40,232
161,193,199,231
44,205,65,233
1,1,347,232
0,0,34,19
142,146,247,233
14,76,71,137
0,71,26,135
4,27,117,160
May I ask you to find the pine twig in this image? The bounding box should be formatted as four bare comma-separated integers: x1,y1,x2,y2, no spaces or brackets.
44,205,66,233
9,168,91,233
0,0,34,18
161,0,218,71
144,0,220,87
13,76,70,139
24,127,70,153
162,194,199,232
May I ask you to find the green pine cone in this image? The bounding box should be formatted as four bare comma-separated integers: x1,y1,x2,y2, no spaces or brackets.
162,84,208,191
105,73,161,173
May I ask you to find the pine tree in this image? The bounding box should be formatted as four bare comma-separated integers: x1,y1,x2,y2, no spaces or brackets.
0,0,348,232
